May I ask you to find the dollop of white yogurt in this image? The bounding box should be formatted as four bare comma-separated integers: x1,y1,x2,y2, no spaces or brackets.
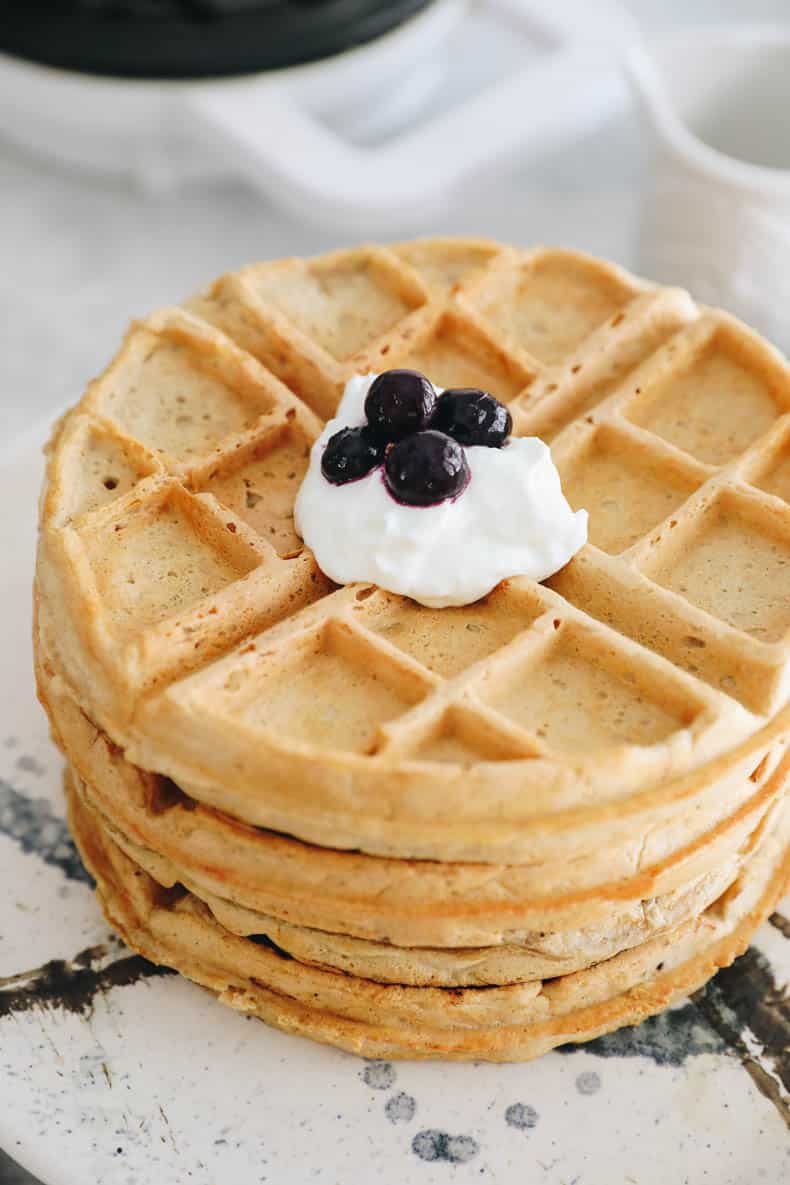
294,374,588,608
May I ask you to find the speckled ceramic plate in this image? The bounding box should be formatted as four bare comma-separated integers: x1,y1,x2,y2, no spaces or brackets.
1,422,788,1185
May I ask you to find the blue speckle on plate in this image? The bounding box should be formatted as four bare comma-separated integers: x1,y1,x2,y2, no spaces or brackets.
0,777,92,884
505,1103,539,1129
385,1092,416,1124
361,1061,397,1091
559,1003,727,1067
412,1131,479,1164
576,1071,602,1096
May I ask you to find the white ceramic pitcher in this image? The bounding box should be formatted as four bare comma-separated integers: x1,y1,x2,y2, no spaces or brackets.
628,27,790,351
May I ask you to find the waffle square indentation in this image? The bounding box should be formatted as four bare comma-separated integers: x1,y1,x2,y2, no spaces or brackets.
200,425,311,558
558,426,699,553
394,240,499,293
55,420,153,521
354,586,544,679
470,251,635,366
626,331,783,466
252,253,424,362
100,336,273,464
81,488,258,631
395,312,531,403
222,625,419,754
644,494,790,643
482,626,691,753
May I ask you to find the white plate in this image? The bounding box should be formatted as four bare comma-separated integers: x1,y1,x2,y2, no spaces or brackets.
1,422,788,1185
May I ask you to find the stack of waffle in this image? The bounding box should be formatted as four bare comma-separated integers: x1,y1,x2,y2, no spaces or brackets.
35,239,790,1060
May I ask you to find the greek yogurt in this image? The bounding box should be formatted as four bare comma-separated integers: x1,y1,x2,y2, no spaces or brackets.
294,374,588,608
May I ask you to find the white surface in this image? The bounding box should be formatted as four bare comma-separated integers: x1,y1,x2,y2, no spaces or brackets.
296,374,587,606
0,426,788,1185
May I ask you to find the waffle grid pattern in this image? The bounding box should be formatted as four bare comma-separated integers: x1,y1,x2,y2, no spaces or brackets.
46,243,790,774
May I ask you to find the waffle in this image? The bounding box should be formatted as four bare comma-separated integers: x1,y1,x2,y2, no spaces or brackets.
39,671,784,986
66,769,790,1061
35,238,790,1059
37,667,785,965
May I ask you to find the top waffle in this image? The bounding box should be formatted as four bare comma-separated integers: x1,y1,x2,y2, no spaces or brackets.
36,239,790,861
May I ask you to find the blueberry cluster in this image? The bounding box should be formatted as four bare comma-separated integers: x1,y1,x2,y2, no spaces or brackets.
321,370,512,507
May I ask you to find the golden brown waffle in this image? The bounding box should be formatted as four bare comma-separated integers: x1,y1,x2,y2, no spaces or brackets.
36,241,790,864
77,775,780,989
66,769,790,1061
34,237,790,1060
37,664,786,963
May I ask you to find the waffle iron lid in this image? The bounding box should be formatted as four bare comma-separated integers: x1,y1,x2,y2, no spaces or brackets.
1,0,435,79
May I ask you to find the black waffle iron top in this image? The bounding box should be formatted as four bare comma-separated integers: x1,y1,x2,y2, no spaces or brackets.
1,0,435,78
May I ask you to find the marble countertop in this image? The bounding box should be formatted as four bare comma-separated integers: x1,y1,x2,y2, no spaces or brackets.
2,2,789,1182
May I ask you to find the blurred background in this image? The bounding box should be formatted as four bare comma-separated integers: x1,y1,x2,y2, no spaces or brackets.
1,0,788,1179
3,0,790,452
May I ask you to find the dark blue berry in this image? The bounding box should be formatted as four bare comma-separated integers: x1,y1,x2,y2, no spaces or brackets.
432,388,512,448
384,430,470,507
321,426,383,485
365,370,437,442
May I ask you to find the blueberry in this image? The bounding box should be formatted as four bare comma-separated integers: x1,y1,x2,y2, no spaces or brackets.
432,388,512,448
321,426,384,485
384,430,470,507
364,370,437,442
